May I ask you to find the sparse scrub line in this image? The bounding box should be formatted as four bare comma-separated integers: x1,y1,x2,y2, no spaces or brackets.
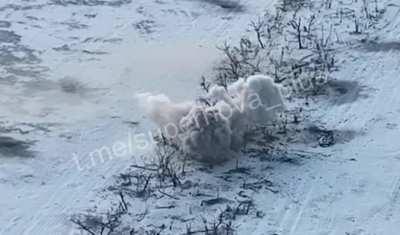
208,11,335,95
70,126,287,234
208,0,386,96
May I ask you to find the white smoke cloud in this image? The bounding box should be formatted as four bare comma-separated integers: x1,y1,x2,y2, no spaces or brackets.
136,75,285,164
135,92,192,134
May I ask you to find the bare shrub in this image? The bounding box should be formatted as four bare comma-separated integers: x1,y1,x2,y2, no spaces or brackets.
289,16,304,49
185,212,235,235
278,0,309,12
151,135,183,187
110,171,153,198
214,39,261,87
71,193,130,235
250,17,268,49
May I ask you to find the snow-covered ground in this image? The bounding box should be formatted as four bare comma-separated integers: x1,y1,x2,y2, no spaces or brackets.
0,0,279,234
1,0,400,234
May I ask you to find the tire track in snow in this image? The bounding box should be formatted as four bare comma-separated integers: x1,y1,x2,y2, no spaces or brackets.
288,185,314,235
384,176,400,220
275,180,316,235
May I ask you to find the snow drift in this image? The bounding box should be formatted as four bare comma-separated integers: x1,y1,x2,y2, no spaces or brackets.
137,75,285,163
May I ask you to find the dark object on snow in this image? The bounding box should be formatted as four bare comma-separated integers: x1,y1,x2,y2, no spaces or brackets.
202,0,245,12
0,30,21,44
0,21,11,28
318,130,335,147
201,197,231,206
0,136,35,157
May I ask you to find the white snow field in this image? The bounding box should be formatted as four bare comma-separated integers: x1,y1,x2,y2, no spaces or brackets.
1,0,400,234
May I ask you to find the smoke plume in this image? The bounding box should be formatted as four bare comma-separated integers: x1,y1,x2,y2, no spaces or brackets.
137,75,285,164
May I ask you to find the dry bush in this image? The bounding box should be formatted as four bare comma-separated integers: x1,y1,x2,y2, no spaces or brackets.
278,0,310,12
185,212,235,235
213,39,261,88
71,193,130,235
151,135,184,187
